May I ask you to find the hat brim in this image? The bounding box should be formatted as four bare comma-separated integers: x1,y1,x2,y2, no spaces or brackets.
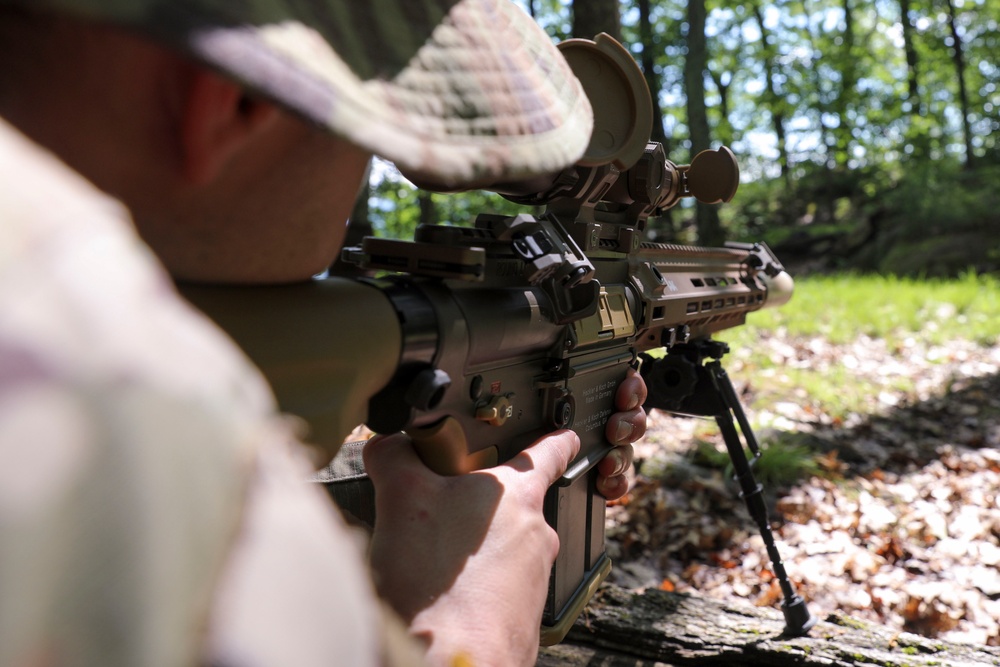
162,0,594,188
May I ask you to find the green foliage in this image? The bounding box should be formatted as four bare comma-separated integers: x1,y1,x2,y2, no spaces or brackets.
367,161,531,241
369,170,423,239
863,163,1000,276
727,154,1000,277
630,0,998,259
366,0,1000,267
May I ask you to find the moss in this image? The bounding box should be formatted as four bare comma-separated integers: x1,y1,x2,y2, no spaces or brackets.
830,615,868,630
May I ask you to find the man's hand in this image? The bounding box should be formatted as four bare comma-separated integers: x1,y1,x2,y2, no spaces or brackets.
363,372,645,665
598,367,647,500
364,429,580,667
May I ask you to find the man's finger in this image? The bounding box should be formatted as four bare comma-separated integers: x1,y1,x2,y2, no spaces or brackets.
597,444,634,479
596,472,630,501
606,408,646,445
508,429,581,490
616,367,647,411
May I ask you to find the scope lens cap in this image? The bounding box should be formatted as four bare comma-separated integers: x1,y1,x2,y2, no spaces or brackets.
558,34,654,171
687,147,741,204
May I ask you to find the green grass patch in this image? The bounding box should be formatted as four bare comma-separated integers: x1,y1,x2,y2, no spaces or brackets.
722,272,1000,348
706,272,1000,422
692,437,822,488
643,274,997,453
759,366,914,418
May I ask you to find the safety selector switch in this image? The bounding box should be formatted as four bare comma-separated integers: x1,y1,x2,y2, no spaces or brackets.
476,394,514,426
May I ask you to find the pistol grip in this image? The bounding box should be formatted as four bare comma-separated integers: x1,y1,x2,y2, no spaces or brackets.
407,417,498,475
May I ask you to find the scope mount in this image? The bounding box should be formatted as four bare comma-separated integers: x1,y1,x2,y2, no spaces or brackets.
498,143,741,233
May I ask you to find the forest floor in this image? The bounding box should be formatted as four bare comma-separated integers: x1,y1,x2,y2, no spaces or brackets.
608,331,1000,647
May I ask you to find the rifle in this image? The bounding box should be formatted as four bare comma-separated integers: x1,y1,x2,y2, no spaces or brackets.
179,34,815,645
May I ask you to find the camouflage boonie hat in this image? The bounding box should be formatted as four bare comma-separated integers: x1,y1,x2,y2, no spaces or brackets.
8,0,594,187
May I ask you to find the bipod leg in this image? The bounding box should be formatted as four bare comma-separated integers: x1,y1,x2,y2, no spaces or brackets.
706,358,817,637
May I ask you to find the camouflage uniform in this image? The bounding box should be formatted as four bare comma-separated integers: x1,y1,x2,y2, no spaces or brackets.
0,118,425,666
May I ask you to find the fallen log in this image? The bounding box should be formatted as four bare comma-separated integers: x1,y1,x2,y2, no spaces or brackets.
537,585,1000,666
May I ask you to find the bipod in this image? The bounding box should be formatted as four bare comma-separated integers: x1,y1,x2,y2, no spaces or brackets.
640,339,816,637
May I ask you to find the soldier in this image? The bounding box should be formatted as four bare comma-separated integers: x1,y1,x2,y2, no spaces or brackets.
0,1,646,665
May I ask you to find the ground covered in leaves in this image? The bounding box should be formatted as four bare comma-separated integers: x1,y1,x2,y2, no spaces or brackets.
608,332,1000,646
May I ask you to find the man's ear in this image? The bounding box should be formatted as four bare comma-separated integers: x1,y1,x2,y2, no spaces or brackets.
180,69,279,185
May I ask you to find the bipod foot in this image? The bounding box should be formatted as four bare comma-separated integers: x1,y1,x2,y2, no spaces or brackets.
782,594,817,637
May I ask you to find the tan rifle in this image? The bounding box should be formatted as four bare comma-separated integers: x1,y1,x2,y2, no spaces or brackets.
181,34,814,644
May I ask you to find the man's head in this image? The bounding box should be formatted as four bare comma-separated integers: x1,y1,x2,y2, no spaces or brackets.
0,0,593,283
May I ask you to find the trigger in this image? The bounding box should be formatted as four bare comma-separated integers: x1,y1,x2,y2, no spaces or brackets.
408,417,498,476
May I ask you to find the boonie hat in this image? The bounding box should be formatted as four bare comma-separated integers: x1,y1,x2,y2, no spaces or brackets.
7,0,594,187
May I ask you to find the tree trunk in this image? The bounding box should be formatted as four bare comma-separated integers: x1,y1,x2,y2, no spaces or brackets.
683,0,724,246
798,0,835,172
417,190,437,226
636,0,675,240
537,585,1000,666
834,0,858,168
944,0,975,169
637,0,669,149
572,0,622,40
898,0,921,111
707,68,733,148
751,1,790,182
897,0,931,160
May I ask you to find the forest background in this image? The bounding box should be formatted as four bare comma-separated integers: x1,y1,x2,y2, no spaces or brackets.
347,0,998,277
